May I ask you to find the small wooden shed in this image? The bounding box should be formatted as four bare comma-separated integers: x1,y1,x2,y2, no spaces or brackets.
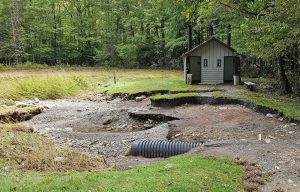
183,37,241,84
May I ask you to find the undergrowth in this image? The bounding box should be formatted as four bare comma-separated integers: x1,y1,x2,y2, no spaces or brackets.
0,124,107,172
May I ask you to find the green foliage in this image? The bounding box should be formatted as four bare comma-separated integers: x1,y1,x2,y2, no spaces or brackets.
6,76,84,100
150,92,199,100
0,156,244,192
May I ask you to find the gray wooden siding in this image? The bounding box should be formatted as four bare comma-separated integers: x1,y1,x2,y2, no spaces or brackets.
189,39,236,84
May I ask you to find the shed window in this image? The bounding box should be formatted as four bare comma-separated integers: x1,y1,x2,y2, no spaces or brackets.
204,59,208,67
217,59,222,67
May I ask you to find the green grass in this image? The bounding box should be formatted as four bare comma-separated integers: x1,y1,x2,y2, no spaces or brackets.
0,124,107,172
0,156,244,192
150,92,199,100
237,90,300,120
0,68,198,100
0,106,38,116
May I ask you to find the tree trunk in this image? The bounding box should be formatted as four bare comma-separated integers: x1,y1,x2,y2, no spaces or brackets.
160,18,166,66
277,55,293,94
10,0,22,64
187,22,192,50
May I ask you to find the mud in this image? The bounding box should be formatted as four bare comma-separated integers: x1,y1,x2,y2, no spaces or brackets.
25,95,300,191
151,96,299,124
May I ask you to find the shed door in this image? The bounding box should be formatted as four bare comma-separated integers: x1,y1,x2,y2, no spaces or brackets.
224,56,236,81
189,57,201,82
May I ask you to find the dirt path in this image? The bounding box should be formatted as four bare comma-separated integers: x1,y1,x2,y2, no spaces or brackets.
27,98,300,191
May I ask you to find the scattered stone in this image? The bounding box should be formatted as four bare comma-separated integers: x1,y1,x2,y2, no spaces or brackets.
219,107,228,110
103,117,118,125
43,104,52,109
54,157,65,162
164,164,175,170
290,123,297,127
16,102,32,108
34,98,40,103
275,166,280,170
266,113,275,118
283,124,290,129
265,138,271,144
288,179,294,184
2,166,10,172
267,135,276,139
174,133,181,138
135,95,146,102
278,117,284,122
148,119,154,124
143,123,153,129
258,134,262,141
288,131,294,134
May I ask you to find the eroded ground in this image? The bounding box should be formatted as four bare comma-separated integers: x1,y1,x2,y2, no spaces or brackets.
26,98,300,191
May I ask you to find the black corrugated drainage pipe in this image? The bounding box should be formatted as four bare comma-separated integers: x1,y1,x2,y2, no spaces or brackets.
131,140,200,158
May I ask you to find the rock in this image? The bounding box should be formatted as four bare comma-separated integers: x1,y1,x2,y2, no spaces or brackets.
265,138,271,144
164,164,175,170
2,166,10,172
219,107,228,110
275,166,280,170
258,134,262,141
283,124,290,129
16,102,32,108
174,133,181,138
290,123,297,126
143,123,153,129
43,104,52,109
288,179,294,184
34,98,40,103
266,113,275,118
278,117,284,122
148,119,154,124
54,157,65,162
267,135,276,139
135,95,146,102
288,131,294,134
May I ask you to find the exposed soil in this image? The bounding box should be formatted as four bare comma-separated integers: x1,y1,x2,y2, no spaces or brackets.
25,95,300,191
0,107,44,123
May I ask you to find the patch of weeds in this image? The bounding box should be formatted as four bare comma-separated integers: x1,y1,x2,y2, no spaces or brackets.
0,124,108,172
150,92,199,100
0,99,16,106
9,76,84,100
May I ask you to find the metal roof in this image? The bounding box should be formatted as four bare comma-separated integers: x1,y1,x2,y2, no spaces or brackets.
182,37,238,57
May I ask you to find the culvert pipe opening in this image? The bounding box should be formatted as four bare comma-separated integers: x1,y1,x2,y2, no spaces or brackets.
130,140,200,158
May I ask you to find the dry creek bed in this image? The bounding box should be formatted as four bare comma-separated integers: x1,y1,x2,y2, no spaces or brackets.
24,97,300,192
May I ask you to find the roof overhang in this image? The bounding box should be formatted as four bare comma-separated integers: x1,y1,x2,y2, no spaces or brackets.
181,37,238,58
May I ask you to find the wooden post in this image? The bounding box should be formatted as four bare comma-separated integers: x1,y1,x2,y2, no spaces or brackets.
113,72,116,84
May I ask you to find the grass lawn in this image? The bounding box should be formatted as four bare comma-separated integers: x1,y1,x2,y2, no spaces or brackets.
1,156,244,192
150,92,199,100
0,68,197,100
